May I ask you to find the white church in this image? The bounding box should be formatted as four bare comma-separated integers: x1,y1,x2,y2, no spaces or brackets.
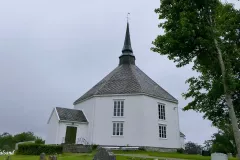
46,23,185,150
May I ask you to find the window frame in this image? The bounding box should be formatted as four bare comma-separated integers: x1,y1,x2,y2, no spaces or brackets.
159,124,167,139
113,100,124,117
158,103,166,120
112,121,124,136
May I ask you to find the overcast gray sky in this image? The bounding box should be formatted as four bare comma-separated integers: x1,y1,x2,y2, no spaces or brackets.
0,0,239,145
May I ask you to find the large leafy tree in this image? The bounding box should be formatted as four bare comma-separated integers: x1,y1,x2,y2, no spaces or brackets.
0,132,44,150
203,126,237,155
185,141,202,154
211,127,237,155
12,132,36,144
152,0,240,157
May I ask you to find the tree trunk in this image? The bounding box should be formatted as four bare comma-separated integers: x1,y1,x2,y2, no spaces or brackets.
214,39,240,159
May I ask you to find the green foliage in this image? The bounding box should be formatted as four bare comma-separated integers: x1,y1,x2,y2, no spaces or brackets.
184,141,202,154
177,148,184,154
0,132,14,151
203,140,212,151
0,132,44,151
13,132,36,143
211,127,237,155
202,126,237,156
138,147,146,151
35,137,45,144
152,0,240,129
2,144,11,151
91,144,98,150
16,143,62,155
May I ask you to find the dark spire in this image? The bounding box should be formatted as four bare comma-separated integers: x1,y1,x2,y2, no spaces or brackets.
122,22,133,54
119,22,135,65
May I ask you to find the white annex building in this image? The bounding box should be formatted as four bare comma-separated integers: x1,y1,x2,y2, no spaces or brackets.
46,23,185,150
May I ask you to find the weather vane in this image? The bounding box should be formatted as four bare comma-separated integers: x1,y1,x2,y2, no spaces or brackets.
127,13,130,22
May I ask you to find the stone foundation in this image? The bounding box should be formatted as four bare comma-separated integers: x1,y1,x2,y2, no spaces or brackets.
99,145,177,152
62,144,92,153
144,146,177,152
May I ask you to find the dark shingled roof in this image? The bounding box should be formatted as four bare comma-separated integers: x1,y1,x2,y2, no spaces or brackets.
74,64,178,105
180,132,185,137
73,22,178,105
56,107,87,122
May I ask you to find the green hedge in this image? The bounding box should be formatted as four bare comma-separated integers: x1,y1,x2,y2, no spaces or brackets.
16,143,63,155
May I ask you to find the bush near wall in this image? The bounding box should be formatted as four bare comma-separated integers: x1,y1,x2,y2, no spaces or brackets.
16,143,62,155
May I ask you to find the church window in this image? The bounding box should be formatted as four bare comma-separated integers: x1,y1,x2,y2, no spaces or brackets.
113,122,124,136
114,100,124,117
159,124,167,138
158,103,165,120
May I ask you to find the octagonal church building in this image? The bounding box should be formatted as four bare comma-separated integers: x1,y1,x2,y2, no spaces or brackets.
46,22,185,150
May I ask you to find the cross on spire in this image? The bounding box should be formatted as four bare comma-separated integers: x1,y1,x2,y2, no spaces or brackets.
127,13,130,22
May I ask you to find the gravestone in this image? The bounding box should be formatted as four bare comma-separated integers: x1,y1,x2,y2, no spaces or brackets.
6,156,10,160
227,153,232,158
211,153,228,160
40,153,46,160
48,155,57,160
93,148,116,160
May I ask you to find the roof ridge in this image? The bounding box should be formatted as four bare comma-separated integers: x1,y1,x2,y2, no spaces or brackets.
56,107,77,111
129,65,143,92
133,65,178,102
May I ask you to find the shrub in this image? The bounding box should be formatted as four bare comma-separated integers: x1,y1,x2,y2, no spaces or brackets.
16,143,62,155
91,144,99,150
138,147,146,151
202,150,211,156
177,148,184,154
35,138,45,144
185,141,202,154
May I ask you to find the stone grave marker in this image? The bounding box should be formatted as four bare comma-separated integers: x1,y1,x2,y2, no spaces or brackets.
48,155,57,160
6,156,10,160
211,153,228,160
40,153,46,160
93,148,116,160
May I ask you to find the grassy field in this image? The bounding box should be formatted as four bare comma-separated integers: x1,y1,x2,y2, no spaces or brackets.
0,154,153,160
113,150,238,160
0,151,237,160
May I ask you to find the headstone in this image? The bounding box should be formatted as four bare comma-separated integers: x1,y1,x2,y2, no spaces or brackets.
48,155,57,160
227,153,232,158
211,153,228,160
237,154,240,159
93,148,116,160
40,153,46,160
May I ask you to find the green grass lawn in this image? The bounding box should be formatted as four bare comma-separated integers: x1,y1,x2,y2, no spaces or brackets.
113,150,238,160
0,151,237,160
0,154,153,160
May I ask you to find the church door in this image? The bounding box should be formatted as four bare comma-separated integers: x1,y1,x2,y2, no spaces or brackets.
65,126,77,144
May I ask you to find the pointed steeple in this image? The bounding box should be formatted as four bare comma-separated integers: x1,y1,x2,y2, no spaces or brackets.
119,22,135,65
122,22,133,54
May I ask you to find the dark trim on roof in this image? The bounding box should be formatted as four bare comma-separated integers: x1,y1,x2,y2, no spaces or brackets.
74,93,178,105
180,132,186,138
55,107,88,123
